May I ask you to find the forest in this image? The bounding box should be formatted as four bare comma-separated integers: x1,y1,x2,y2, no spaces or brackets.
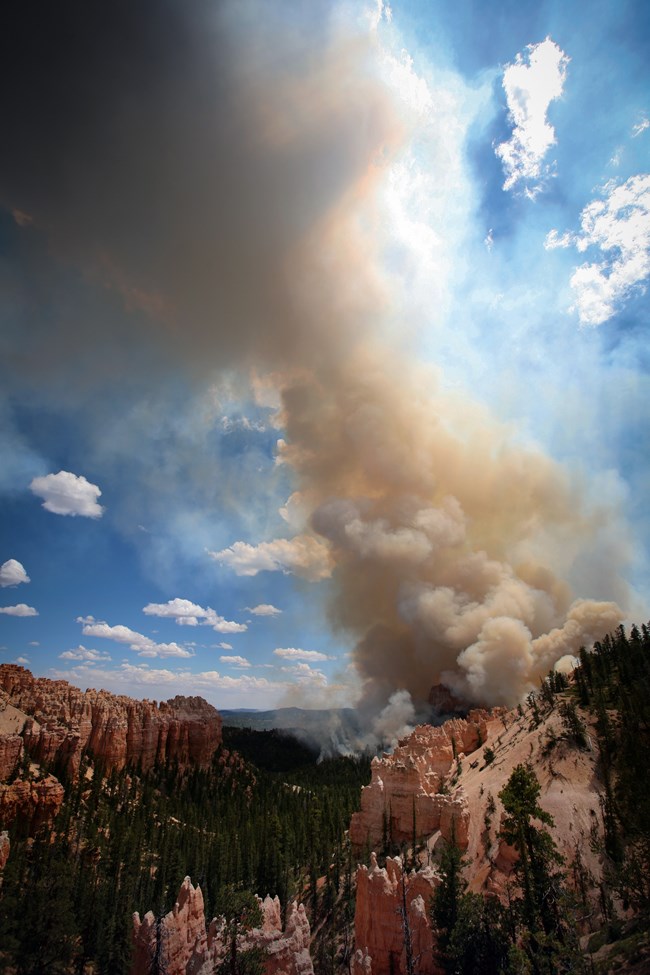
1,623,650,974
0,728,370,974
425,622,650,974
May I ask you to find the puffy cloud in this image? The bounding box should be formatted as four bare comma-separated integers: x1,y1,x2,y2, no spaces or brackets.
0,559,30,587
219,655,251,668
59,645,111,662
274,647,332,662
246,603,282,616
495,37,569,194
210,535,332,581
49,661,290,708
548,174,650,326
217,642,233,650
142,597,247,632
30,470,104,518
0,604,38,617
80,620,193,658
281,662,328,686
544,229,573,250
14,656,29,665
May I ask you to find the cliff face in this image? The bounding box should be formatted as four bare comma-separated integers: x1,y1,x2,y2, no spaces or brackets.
353,854,442,975
0,831,9,872
0,733,23,781
0,773,65,832
132,876,314,975
0,664,222,779
351,701,608,975
349,710,499,852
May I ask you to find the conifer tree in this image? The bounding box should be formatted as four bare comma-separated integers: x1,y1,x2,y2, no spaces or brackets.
431,827,467,970
498,765,583,973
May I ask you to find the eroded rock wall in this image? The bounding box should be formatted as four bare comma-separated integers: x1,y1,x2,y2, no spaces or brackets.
349,712,494,851
132,877,314,975
0,773,65,832
0,665,222,778
354,854,442,975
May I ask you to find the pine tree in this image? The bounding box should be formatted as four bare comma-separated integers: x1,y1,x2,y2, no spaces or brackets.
431,828,468,971
214,888,265,975
498,765,583,974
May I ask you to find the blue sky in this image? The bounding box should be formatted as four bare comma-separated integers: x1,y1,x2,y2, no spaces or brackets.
0,0,648,711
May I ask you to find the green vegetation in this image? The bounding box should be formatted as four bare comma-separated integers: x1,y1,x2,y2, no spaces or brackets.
222,726,319,772
572,623,650,919
0,735,370,975
432,762,584,974
3,622,650,975
215,888,265,975
430,621,650,974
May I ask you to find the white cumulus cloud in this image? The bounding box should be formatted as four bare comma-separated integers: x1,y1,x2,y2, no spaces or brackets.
219,655,251,668
30,470,104,518
142,597,247,633
80,620,193,658
273,647,332,662
496,37,569,194
280,662,328,686
246,603,282,616
548,174,650,325
0,604,38,617
0,559,30,587
59,645,112,662
50,662,283,703
209,534,332,581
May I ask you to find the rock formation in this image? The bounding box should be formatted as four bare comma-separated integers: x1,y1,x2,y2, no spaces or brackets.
349,711,498,852
0,830,9,872
351,699,610,974
353,854,442,975
132,876,314,975
0,733,23,781
0,664,222,778
0,773,65,832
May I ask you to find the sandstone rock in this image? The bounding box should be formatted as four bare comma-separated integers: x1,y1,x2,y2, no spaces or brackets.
354,854,442,975
133,876,215,975
0,830,9,871
349,715,489,851
132,877,314,975
351,947,373,974
252,897,313,975
0,734,23,781
0,665,222,778
0,772,65,832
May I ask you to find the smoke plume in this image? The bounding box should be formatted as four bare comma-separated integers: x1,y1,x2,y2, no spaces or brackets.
0,1,628,709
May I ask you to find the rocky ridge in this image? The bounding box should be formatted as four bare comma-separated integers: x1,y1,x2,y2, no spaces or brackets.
352,854,441,975
351,699,607,975
132,876,313,975
0,831,9,873
0,664,222,779
349,709,500,851
0,665,222,834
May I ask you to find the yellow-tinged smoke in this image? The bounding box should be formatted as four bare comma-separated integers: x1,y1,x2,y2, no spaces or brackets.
1,0,629,707
274,347,624,707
